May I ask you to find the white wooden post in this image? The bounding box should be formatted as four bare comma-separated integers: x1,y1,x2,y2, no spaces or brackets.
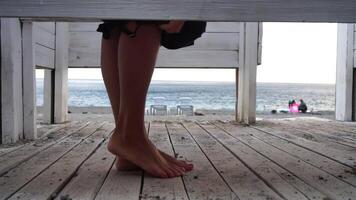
22,21,37,139
237,22,259,124
0,18,23,143
43,70,55,124
54,22,69,123
335,24,354,121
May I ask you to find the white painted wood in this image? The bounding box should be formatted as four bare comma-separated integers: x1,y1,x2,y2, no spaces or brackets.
166,122,237,199
22,21,37,140
336,24,354,121
54,22,69,123
0,122,108,200
237,22,259,124
34,23,55,49
141,122,188,200
257,22,263,65
353,69,356,120
211,122,329,200
1,18,23,144
70,32,239,51
69,22,240,33
1,1,356,22
186,122,283,200
69,48,238,68
43,70,54,124
0,121,87,176
34,22,56,34
35,44,55,69
8,123,107,200
219,123,356,200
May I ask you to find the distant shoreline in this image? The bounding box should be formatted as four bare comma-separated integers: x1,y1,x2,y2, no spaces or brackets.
36,106,335,123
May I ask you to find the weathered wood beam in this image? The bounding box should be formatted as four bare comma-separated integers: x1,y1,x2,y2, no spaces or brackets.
237,22,259,124
22,21,37,139
54,22,69,123
335,24,354,121
1,18,24,143
1,1,356,22
43,70,55,124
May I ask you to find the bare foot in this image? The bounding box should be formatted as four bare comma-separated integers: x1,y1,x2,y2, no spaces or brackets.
108,131,186,178
115,156,141,171
115,150,193,172
111,128,193,172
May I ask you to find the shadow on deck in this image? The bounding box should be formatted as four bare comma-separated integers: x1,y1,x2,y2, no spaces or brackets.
0,117,356,200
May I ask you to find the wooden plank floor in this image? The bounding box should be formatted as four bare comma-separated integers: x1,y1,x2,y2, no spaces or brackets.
1,118,356,200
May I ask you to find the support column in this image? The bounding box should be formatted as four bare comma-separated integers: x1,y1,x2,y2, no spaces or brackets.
43,70,55,124
335,24,354,121
0,18,23,143
54,22,69,123
237,22,259,124
22,21,37,139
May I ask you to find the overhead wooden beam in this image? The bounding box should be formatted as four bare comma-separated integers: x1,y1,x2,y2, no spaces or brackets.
1,1,356,22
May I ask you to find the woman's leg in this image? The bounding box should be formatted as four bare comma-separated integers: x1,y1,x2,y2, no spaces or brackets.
107,23,185,178
100,24,193,173
100,29,141,170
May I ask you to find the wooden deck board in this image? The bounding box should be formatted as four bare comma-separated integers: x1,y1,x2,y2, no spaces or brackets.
8,122,108,200
217,122,356,199
203,122,326,200
141,122,188,200
0,121,88,176
55,124,115,200
245,124,356,187
166,122,238,200
184,121,284,200
0,122,108,199
1,118,356,200
254,122,356,168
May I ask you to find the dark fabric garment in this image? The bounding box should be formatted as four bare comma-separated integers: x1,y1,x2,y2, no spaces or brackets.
96,20,206,49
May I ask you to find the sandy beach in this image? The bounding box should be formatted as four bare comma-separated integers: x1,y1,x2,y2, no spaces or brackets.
36,106,335,124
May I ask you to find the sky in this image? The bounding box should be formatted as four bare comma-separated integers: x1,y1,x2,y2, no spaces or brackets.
37,22,338,84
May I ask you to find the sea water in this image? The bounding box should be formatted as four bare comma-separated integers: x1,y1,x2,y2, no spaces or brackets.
36,79,335,112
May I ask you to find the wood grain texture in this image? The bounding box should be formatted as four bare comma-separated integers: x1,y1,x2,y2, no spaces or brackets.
22,21,37,140
34,23,55,49
34,44,55,69
219,122,356,200
68,21,240,68
69,48,238,68
207,122,327,200
0,121,87,176
0,123,107,200
56,124,115,200
246,123,356,187
254,123,356,168
95,166,142,200
1,18,23,144
166,122,238,200
69,32,239,51
237,22,259,124
336,24,355,121
1,1,356,22
54,22,69,123
185,122,283,200
8,122,109,200
141,122,188,200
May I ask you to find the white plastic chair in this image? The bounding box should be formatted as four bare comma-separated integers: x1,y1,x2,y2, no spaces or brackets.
150,96,168,115
177,97,194,116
